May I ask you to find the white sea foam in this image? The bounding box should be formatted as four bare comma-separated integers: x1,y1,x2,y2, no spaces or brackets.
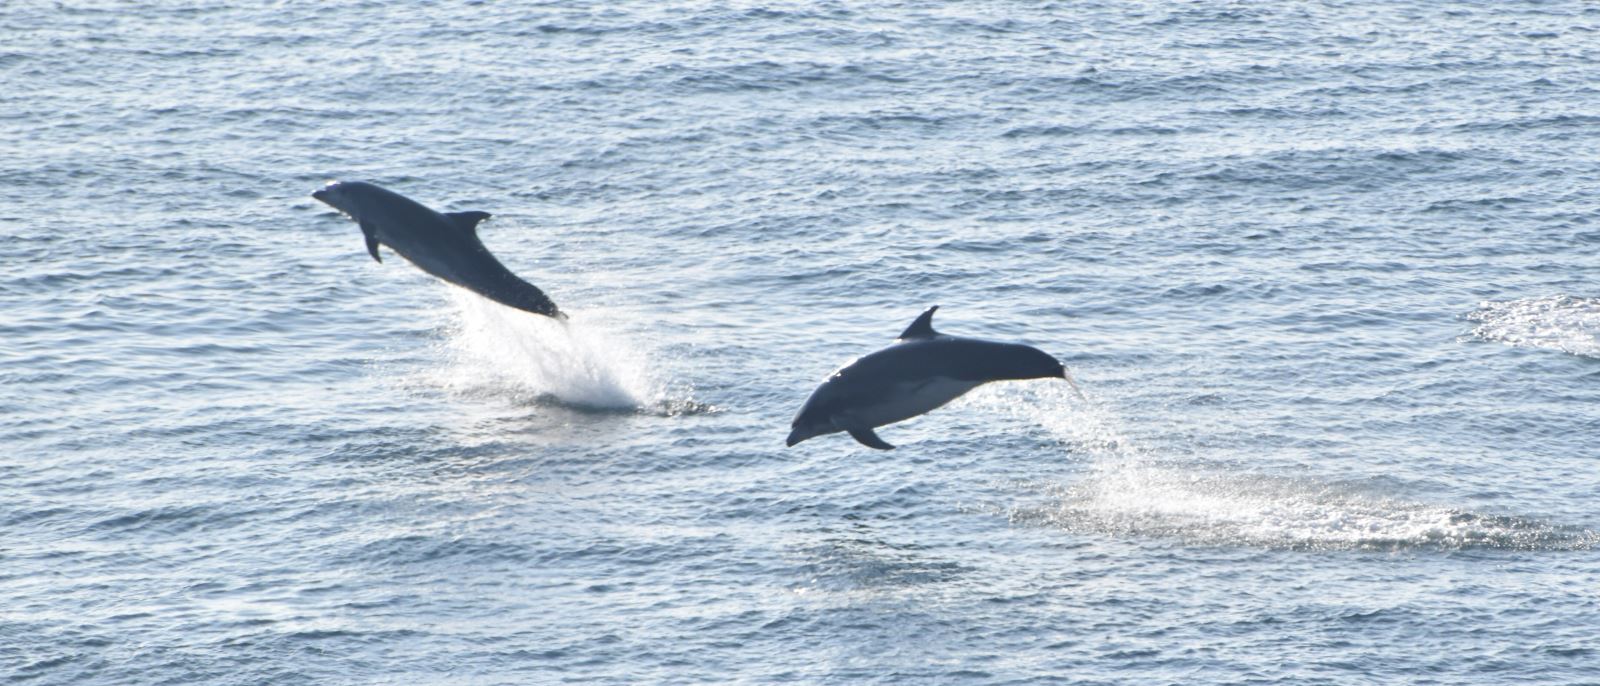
1467,295,1600,358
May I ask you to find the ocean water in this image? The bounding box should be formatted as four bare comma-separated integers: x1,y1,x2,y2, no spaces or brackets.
4,1,1600,683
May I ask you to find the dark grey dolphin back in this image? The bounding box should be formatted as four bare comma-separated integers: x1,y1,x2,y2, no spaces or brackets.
449,212,565,320
451,212,565,319
314,180,566,320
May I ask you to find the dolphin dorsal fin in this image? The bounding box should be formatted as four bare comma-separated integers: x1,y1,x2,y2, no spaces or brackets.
444,211,492,234
897,306,940,340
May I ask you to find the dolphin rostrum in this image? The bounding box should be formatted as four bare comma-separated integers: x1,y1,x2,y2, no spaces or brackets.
786,306,1083,450
312,180,564,319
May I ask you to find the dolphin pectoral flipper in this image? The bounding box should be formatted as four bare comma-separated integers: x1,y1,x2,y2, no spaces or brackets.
359,220,382,263
843,424,895,450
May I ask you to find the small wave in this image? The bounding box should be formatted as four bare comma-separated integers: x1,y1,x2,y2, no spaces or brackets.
1467,295,1600,358
791,537,967,593
422,289,703,415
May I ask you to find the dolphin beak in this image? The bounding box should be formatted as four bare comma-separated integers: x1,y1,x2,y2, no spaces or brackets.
311,188,329,202
785,427,807,447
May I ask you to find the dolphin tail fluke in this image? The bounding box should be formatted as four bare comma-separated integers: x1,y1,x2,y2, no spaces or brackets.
360,220,382,263
847,426,895,450
514,288,563,320
492,276,565,320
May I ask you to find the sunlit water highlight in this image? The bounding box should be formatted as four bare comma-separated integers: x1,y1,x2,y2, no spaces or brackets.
1468,295,1600,359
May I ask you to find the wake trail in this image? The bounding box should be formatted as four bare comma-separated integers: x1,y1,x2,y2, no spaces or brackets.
981,383,1595,552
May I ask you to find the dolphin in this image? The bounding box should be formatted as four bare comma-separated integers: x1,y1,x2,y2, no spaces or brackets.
786,306,1084,450
311,180,564,319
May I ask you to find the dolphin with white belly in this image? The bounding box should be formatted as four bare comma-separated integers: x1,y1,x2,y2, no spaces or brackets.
786,306,1083,450
311,180,564,319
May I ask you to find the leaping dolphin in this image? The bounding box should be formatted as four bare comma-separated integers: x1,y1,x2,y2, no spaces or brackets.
311,180,564,319
786,306,1083,450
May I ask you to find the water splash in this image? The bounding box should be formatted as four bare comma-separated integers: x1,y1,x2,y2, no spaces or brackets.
1467,295,1600,358
980,383,1595,551
966,380,1132,455
427,288,693,413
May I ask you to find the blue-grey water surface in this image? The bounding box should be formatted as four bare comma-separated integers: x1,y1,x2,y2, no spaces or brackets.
5,2,1600,683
